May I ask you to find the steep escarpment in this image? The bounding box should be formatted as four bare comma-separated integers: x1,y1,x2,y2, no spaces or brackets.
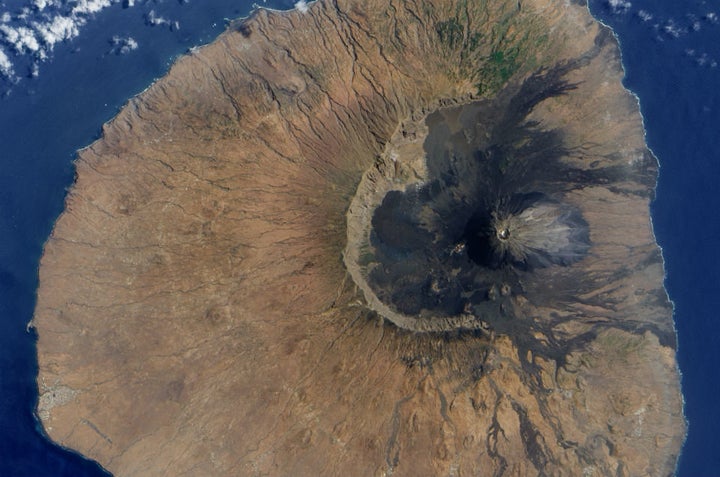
34,0,684,476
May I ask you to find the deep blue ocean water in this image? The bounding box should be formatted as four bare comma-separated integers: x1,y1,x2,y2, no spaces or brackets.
0,0,717,475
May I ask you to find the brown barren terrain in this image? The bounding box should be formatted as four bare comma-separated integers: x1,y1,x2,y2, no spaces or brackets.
34,0,685,475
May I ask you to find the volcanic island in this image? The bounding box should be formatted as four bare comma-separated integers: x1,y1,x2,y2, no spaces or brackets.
33,0,685,475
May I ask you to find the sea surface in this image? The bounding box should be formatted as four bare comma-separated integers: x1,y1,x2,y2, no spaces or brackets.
0,0,717,475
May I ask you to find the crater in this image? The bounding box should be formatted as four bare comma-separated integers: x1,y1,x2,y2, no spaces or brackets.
345,66,592,336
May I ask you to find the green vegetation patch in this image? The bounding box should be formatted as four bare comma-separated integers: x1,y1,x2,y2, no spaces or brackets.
476,47,521,95
434,4,552,97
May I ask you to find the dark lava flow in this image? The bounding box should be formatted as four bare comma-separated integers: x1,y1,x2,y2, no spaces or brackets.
365,65,599,346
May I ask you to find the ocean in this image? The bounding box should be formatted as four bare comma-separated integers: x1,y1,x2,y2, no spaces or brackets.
0,0,716,475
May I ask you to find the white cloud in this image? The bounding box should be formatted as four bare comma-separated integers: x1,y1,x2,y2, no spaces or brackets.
0,24,41,53
125,37,138,51
295,1,309,13
146,9,169,26
71,0,112,16
0,47,14,78
110,35,138,54
18,7,32,21
0,0,117,65
637,10,652,22
32,0,60,11
33,15,82,47
607,0,631,13
663,19,684,38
